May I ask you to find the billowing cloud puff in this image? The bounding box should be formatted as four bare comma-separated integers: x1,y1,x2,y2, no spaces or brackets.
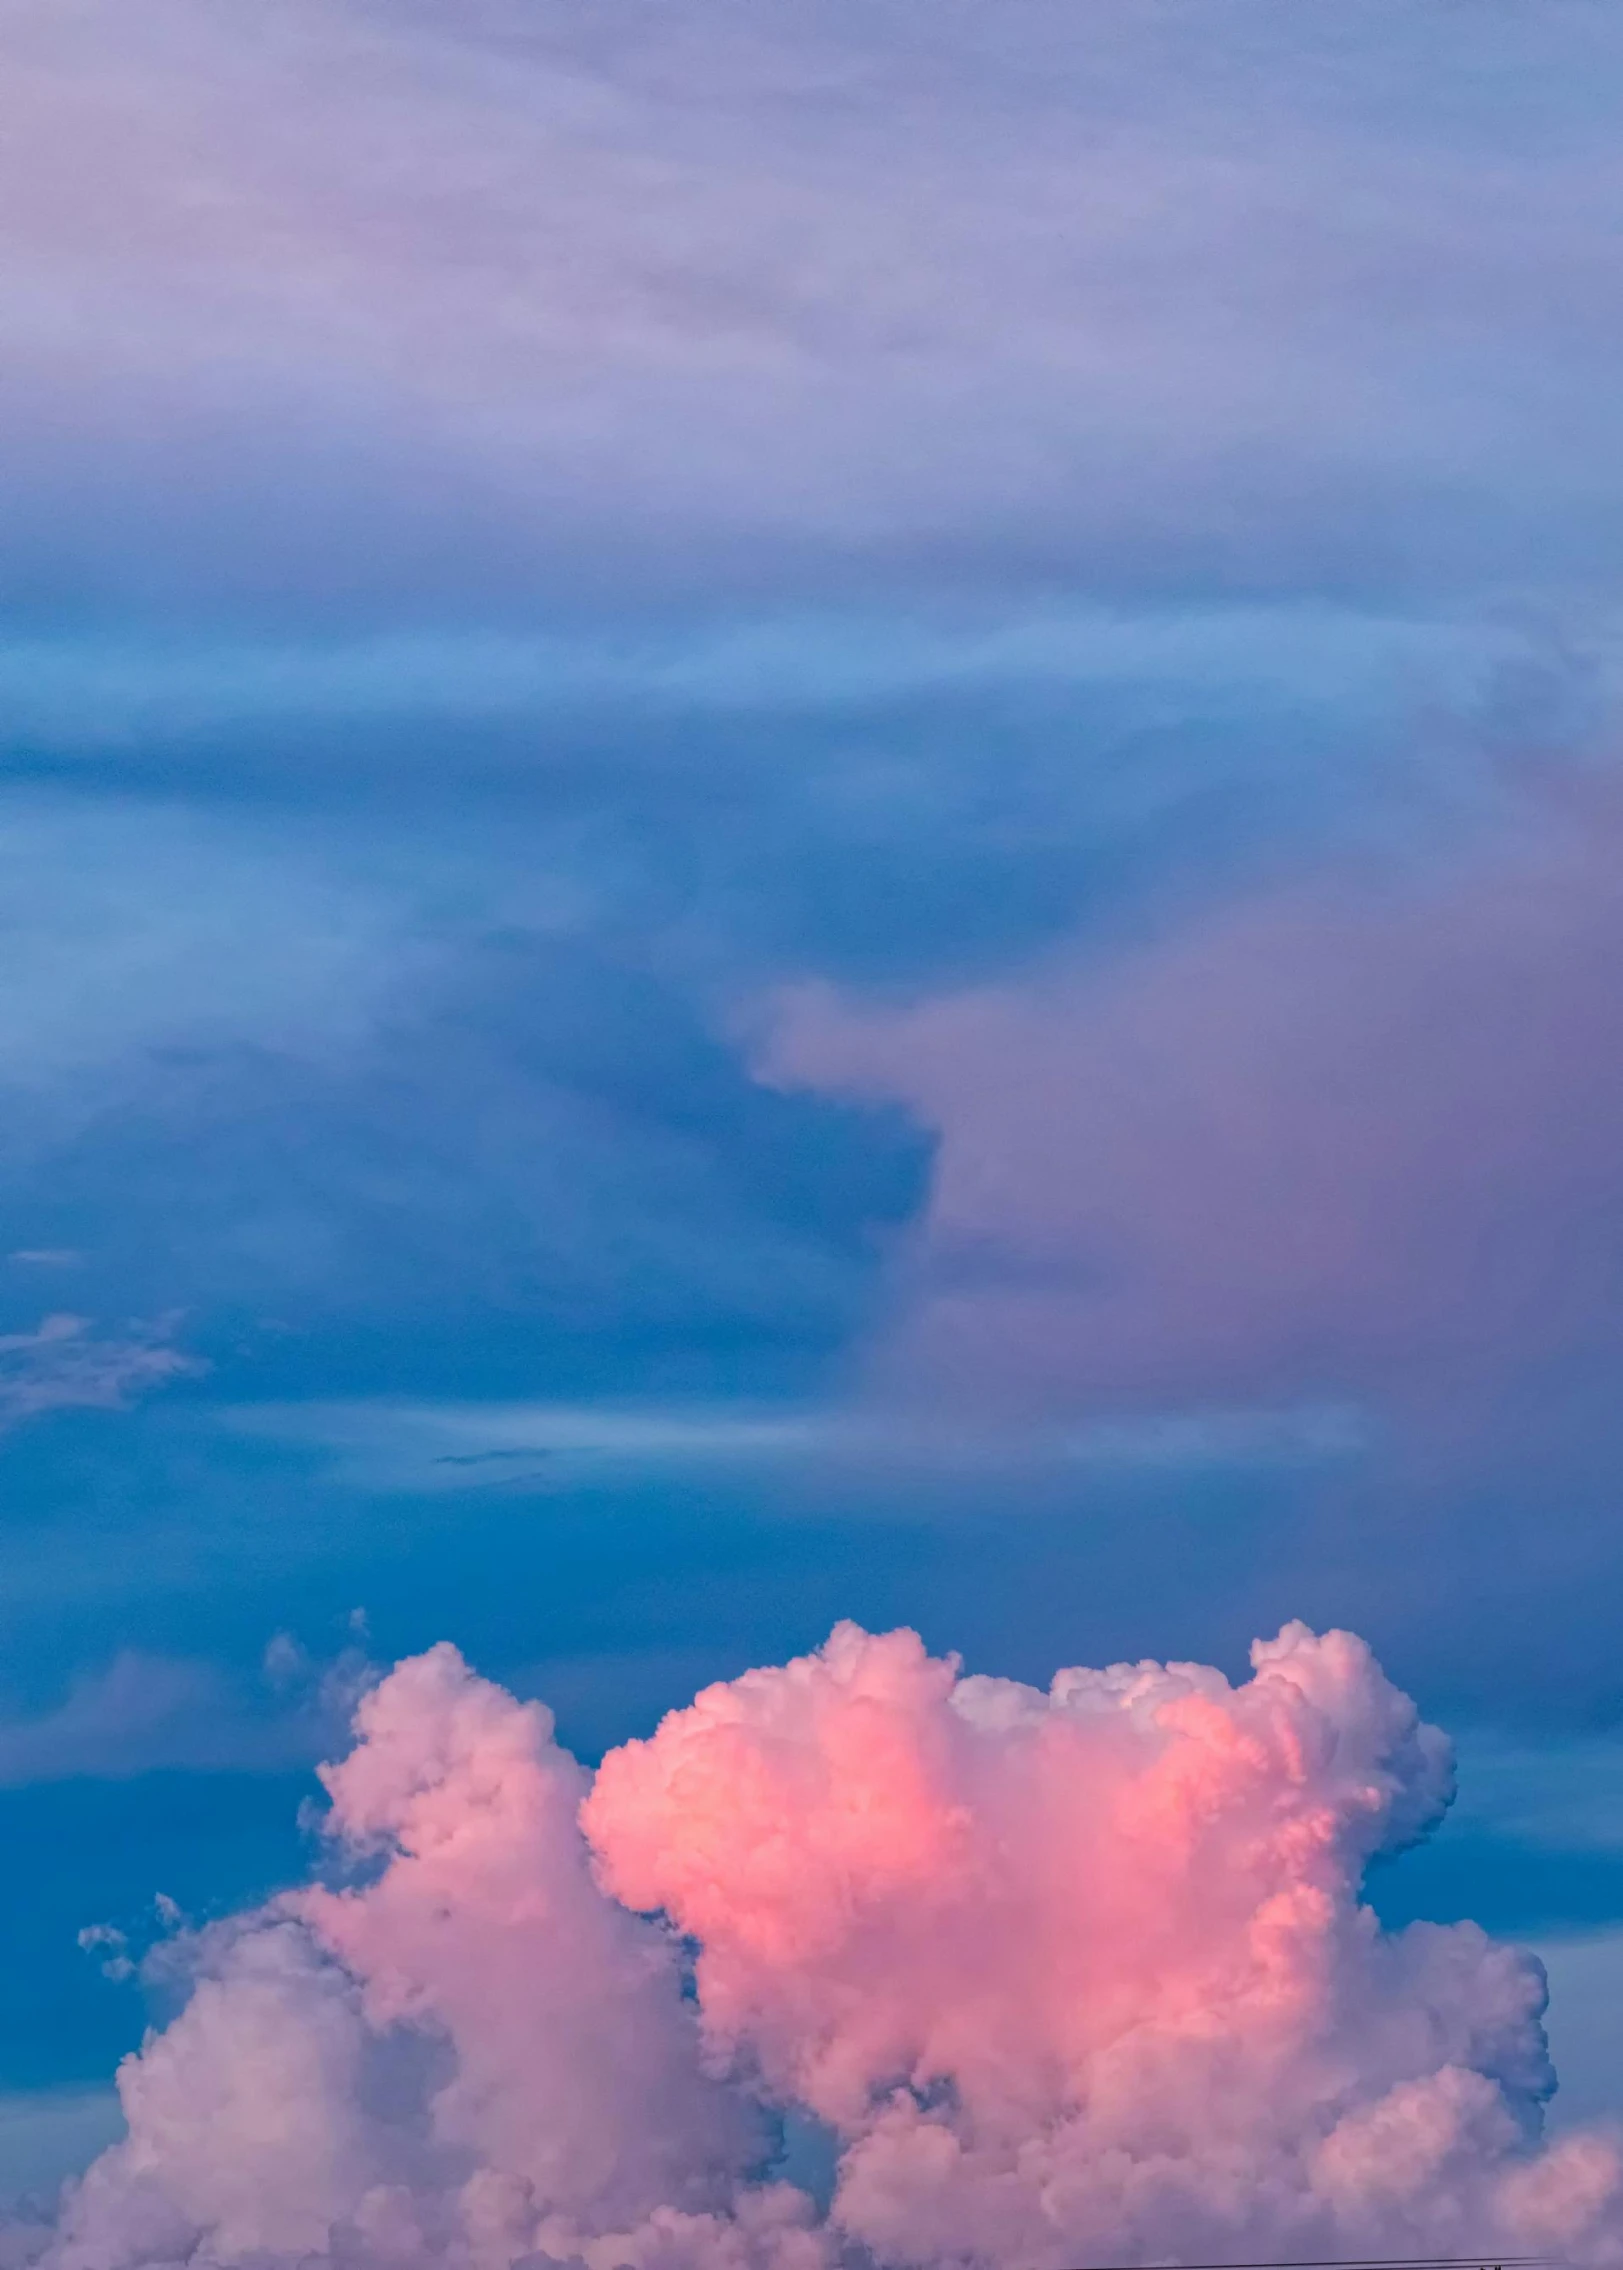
51,1645,793,2270
300,1644,760,2230
588,1623,1612,2265
32,1625,1623,2270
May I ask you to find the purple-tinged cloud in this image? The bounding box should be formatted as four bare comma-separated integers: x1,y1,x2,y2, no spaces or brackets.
759,793,1623,1415
4,0,1623,617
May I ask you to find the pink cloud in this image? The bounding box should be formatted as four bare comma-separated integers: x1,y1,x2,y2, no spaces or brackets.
586,1622,1566,2265
34,1621,1623,2269
758,802,1623,1414
56,1644,799,2270
301,1643,757,2230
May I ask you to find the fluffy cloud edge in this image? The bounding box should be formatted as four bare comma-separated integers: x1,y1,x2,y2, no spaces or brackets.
23,1620,1623,2270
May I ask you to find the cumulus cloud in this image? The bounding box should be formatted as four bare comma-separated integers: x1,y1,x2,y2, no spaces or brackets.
24,1621,1623,2270
51,1646,798,2270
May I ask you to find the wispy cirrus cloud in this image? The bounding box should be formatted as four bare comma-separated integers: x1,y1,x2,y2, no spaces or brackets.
0,1314,201,1431
221,1393,1368,1497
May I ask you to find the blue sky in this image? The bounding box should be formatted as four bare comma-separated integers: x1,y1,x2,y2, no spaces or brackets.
5,0,1623,2192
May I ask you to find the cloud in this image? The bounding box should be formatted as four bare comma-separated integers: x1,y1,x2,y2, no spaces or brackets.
221,1394,1366,1496
0,608,1519,767
4,1,1623,624
759,788,1623,1417
0,1658,231,1790
0,1641,370,1789
0,1316,200,1431
52,1646,775,2270
24,1620,1623,2269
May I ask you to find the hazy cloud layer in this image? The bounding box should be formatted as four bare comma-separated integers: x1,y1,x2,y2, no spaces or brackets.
5,1,1623,622
762,787,1623,1414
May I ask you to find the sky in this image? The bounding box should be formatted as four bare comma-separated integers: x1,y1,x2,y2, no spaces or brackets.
4,0,1623,2252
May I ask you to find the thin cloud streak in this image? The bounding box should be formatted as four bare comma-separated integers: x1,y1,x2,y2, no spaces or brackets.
0,608,1521,758
222,1395,1370,1495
